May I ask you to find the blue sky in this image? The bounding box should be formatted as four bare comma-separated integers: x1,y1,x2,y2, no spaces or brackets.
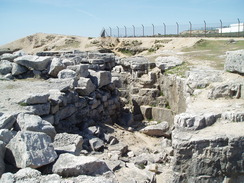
0,0,243,45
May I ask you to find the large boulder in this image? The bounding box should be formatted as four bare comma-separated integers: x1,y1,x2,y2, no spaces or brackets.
52,153,110,177
53,132,83,155
0,53,17,61
15,113,56,140
225,49,244,74
5,131,57,168
0,60,12,75
14,55,51,71
48,57,65,77
75,77,96,96
155,56,183,71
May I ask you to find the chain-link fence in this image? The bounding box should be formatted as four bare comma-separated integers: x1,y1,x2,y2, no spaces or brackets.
102,19,244,38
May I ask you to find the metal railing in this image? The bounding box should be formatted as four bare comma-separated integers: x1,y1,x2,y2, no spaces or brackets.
102,19,244,38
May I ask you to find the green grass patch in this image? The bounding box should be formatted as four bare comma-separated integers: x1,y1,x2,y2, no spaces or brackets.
164,62,190,78
182,39,244,70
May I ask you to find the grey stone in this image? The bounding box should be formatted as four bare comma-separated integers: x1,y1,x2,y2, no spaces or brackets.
140,122,169,137
221,111,244,122
20,93,50,105
48,89,66,106
24,103,50,116
0,129,15,144
13,50,26,57
6,131,57,168
48,57,65,77
0,172,14,183
15,113,56,140
14,55,51,71
0,141,6,177
156,56,183,71
75,77,96,96
174,113,221,130
0,60,12,75
0,53,17,61
208,83,242,99
89,70,111,88
48,78,77,92
89,137,104,151
14,167,41,180
57,69,76,79
53,132,83,155
0,112,18,130
52,153,110,177
67,64,89,78
186,69,223,89
11,63,28,75
56,104,77,121
151,107,174,126
225,49,244,74
108,143,128,157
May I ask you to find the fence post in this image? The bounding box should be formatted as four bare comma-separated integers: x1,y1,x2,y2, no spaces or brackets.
163,23,166,36
109,27,112,37
132,25,135,37
116,26,119,37
204,20,206,37
176,22,179,36
124,26,127,37
142,24,144,37
189,21,192,37
219,20,222,37
152,24,155,36
238,18,240,37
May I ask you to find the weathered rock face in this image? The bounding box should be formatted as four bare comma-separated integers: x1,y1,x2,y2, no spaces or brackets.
52,153,110,177
172,130,244,182
208,83,242,99
5,131,57,168
0,112,18,130
0,60,12,75
225,49,244,74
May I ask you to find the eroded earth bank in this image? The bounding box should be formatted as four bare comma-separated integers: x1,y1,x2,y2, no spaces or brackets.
0,36,244,183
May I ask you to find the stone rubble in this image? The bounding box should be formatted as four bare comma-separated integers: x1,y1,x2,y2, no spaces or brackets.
0,48,243,182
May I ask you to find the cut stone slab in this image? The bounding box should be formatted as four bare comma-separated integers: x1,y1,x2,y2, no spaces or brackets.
140,121,169,137
11,62,28,76
67,64,89,78
14,55,51,71
75,77,96,96
24,103,50,116
53,132,83,155
5,131,57,169
48,57,65,77
19,93,50,105
89,70,112,88
155,56,183,71
225,49,244,74
140,105,152,120
52,153,110,177
15,113,56,140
